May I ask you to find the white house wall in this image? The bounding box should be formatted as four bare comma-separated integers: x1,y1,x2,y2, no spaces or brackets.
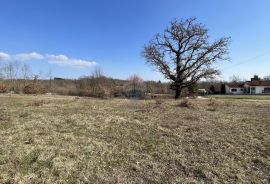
225,85,244,94
232,88,244,94
255,86,269,94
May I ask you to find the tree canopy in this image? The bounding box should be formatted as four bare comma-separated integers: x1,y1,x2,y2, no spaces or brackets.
143,18,230,99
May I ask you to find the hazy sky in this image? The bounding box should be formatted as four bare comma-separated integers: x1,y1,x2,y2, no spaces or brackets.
0,0,270,81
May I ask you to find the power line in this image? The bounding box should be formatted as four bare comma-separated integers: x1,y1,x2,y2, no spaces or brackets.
221,51,270,71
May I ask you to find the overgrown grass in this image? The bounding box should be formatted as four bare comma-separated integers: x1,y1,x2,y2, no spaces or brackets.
0,94,269,183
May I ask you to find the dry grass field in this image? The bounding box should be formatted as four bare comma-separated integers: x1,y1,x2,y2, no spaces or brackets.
209,95,270,101
0,94,269,183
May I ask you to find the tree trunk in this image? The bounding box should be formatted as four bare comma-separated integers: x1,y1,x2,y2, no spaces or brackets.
175,87,181,99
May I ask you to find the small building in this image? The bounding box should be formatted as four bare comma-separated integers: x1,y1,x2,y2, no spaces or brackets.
225,82,245,94
225,80,270,95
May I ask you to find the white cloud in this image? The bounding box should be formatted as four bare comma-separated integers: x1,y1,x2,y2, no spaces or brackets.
0,51,96,68
0,52,11,61
14,52,44,61
46,54,96,68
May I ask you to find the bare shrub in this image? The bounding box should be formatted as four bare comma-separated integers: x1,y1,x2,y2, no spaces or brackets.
179,99,192,108
88,77,114,98
77,68,116,98
23,84,46,94
23,75,46,94
113,85,125,97
124,74,145,99
0,82,7,93
208,98,216,107
207,98,217,111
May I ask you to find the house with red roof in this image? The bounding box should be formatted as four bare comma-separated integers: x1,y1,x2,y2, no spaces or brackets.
225,77,270,95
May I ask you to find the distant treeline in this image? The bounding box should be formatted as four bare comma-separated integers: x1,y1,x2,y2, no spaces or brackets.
0,75,171,98
0,63,225,98
0,76,225,98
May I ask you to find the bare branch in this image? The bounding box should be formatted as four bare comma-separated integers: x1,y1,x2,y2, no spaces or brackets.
142,18,230,99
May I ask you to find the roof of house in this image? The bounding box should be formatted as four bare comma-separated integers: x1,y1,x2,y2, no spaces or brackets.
226,82,245,88
226,80,270,88
248,80,270,86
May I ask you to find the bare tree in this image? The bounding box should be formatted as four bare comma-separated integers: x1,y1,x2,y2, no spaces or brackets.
264,75,270,81
91,67,103,78
0,65,4,80
46,69,53,92
229,75,241,82
21,64,31,86
142,18,230,99
4,62,19,81
0,65,6,93
3,62,20,91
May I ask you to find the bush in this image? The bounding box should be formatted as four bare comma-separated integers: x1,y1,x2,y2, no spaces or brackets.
207,98,218,111
0,83,7,93
124,75,145,99
77,72,116,98
23,84,46,94
91,84,112,98
179,99,192,108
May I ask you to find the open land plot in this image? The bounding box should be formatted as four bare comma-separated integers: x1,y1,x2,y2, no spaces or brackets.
0,94,269,183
